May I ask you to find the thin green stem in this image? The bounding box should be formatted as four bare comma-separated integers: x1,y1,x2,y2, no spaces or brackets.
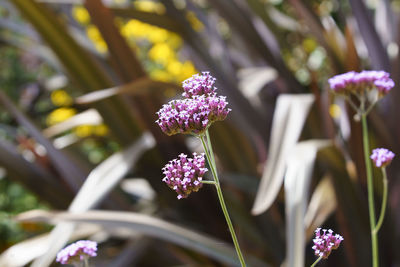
84,258,89,267
200,131,247,267
206,130,217,169
310,256,323,267
201,180,217,185
361,113,379,267
374,167,388,234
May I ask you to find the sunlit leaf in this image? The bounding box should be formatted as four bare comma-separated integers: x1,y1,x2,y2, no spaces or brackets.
42,109,102,138
0,224,100,267
284,140,331,267
75,78,180,105
17,210,268,267
252,94,315,215
304,175,337,240
31,132,155,266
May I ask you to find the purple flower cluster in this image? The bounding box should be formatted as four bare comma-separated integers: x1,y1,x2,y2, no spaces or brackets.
182,71,217,98
312,228,343,259
156,72,231,136
56,240,97,265
328,70,394,95
162,153,208,199
370,148,395,168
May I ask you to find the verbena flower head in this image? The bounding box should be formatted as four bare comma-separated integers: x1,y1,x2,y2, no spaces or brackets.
156,94,231,136
328,70,394,96
182,71,217,98
162,152,207,199
370,148,395,168
56,240,97,265
312,228,343,259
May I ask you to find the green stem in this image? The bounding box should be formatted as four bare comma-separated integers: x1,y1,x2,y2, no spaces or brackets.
206,130,217,168
374,167,388,234
361,113,379,267
201,180,217,185
83,258,89,267
200,131,247,267
310,256,323,267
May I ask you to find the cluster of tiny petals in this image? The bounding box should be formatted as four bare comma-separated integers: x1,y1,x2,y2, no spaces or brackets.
162,152,208,199
328,70,394,95
182,71,217,98
370,148,395,168
312,228,343,259
156,94,231,136
56,240,97,264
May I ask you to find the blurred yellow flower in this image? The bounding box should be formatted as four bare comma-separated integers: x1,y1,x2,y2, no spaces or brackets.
93,124,109,136
134,0,166,14
186,11,204,32
329,104,341,119
166,33,183,49
74,125,93,138
303,38,317,54
87,25,102,41
51,90,73,106
148,43,175,64
150,69,172,82
94,40,108,53
180,61,197,80
147,28,169,43
46,108,76,126
86,25,108,53
72,6,90,25
166,60,183,76
121,19,148,39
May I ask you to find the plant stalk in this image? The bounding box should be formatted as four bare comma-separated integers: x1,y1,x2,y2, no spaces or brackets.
361,113,379,267
310,256,323,267
200,130,246,267
374,167,388,234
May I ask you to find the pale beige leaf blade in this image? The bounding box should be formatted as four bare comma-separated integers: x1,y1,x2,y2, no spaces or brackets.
75,78,180,105
304,175,337,240
0,224,99,267
42,109,103,138
252,94,315,215
31,133,155,267
284,140,331,267
17,210,267,267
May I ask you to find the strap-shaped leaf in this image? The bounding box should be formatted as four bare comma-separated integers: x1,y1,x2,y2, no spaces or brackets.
252,94,315,215
284,140,331,267
17,210,267,267
31,133,155,267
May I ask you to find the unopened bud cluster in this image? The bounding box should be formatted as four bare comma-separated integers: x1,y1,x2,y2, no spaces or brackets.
370,148,395,168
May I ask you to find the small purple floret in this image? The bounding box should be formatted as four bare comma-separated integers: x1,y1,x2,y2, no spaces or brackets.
162,152,208,199
56,240,97,265
312,228,343,259
328,70,394,95
370,148,395,168
374,79,395,94
156,94,231,136
182,71,217,98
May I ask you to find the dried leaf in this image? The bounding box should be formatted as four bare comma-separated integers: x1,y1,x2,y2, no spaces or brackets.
304,176,337,240
31,133,155,267
17,210,267,267
252,94,315,215
284,140,331,267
